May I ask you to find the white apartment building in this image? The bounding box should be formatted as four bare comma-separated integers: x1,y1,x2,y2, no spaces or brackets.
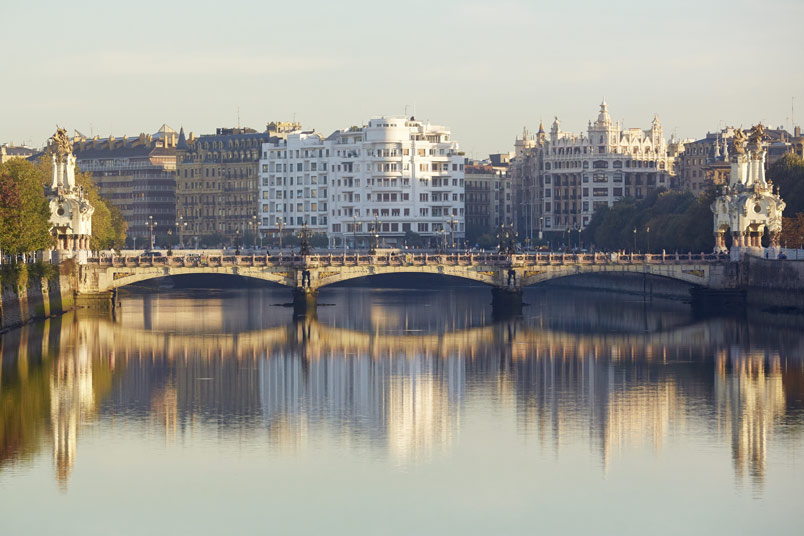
259,117,465,248
259,130,330,233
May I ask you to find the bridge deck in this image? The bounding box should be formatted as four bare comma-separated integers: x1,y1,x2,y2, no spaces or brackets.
87,251,728,269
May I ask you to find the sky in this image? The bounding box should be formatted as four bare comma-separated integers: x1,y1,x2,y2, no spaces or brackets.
1,0,802,158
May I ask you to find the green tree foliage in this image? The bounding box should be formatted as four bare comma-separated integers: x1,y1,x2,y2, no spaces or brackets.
310,233,329,248
108,204,128,250
781,214,804,249
768,153,804,215
0,159,54,257
404,230,427,247
584,188,716,253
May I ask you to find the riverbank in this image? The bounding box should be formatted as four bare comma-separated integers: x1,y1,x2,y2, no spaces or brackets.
0,263,75,333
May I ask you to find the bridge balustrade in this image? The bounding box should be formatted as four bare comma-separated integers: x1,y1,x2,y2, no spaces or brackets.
86,251,730,273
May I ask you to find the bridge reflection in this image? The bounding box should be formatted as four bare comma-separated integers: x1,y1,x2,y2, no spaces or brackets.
1,292,802,489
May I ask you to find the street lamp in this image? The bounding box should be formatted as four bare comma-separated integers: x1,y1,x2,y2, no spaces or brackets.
538,216,544,242
176,216,186,249
353,213,360,250
276,217,285,252
566,227,571,251
252,215,258,249
646,226,651,254
447,216,457,251
147,215,157,250
370,214,380,254
633,227,637,253
167,228,173,256
234,225,240,255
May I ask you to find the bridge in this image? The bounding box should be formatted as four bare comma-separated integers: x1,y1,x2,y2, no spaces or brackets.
77,251,737,313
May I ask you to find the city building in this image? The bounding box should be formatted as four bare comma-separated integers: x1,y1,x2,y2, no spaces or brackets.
176,122,299,247
259,117,465,248
510,124,547,243
72,125,178,245
513,101,676,235
1,143,37,163
543,101,675,231
464,159,513,244
677,126,803,195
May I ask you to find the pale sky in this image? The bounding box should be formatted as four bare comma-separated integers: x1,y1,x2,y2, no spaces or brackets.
2,0,802,157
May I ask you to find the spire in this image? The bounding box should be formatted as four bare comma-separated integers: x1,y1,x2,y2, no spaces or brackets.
596,98,611,127
537,119,545,135
177,127,188,151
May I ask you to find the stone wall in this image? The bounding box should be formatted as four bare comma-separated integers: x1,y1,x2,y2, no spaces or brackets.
0,269,75,333
744,255,804,310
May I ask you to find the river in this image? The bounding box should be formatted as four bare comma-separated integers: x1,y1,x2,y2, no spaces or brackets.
1,282,802,535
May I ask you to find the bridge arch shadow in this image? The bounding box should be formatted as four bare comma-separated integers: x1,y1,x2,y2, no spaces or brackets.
324,272,492,289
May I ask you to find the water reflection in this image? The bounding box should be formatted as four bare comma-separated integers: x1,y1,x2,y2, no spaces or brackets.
1,287,803,492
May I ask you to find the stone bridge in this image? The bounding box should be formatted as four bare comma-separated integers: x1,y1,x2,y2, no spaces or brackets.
77,251,736,313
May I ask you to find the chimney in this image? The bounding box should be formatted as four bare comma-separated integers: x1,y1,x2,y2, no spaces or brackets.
796,126,802,138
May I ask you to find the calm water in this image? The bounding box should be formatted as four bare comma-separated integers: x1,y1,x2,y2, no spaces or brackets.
1,283,803,535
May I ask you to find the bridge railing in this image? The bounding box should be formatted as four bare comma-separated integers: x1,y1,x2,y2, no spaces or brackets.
85,251,730,268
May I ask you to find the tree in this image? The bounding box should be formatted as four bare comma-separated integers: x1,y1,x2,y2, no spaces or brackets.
781,214,804,248
768,153,804,215
585,187,715,253
0,159,53,257
404,230,427,248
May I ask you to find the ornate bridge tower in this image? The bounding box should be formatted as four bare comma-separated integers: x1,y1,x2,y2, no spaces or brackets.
47,127,94,264
711,124,784,260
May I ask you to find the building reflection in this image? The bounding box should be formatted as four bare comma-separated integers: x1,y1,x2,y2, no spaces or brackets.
259,346,463,462
715,349,787,486
1,289,803,489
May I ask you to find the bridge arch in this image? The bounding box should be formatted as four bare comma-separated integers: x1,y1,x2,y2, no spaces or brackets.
94,266,296,292
519,264,709,288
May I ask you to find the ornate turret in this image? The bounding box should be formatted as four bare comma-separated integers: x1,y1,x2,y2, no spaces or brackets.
712,124,785,260
48,127,94,264
595,99,612,127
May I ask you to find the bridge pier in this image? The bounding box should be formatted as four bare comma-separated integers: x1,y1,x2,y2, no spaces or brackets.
491,287,523,317
75,290,115,310
292,288,318,317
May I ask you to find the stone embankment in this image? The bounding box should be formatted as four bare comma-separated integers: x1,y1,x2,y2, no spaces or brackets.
0,264,75,333
743,255,804,310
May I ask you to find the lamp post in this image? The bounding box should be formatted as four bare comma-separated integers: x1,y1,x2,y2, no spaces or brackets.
538,216,543,242
235,225,240,255
353,213,359,250
276,217,284,252
646,226,651,254
447,216,457,250
575,223,581,251
252,215,258,249
633,227,637,253
167,228,173,256
298,221,312,256
370,214,380,254
566,227,571,251
176,216,186,249
147,215,157,250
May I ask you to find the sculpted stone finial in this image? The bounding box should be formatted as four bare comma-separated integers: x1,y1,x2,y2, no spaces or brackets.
732,128,746,155
748,123,765,149
50,126,72,156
